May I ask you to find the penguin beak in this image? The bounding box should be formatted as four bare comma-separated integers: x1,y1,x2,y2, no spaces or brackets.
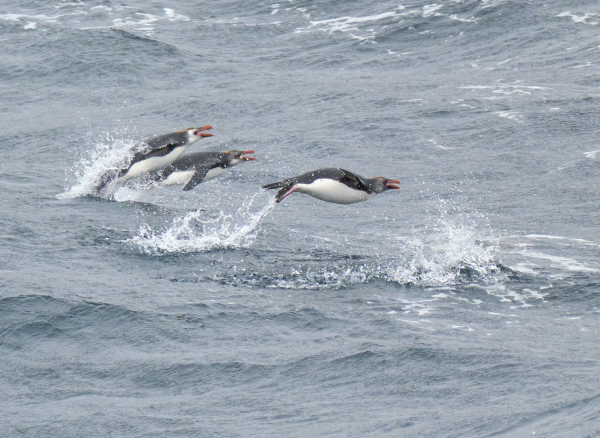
240,150,256,161
386,179,400,189
196,125,214,138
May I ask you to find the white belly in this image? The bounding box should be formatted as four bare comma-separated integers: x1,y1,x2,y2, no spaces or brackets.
161,167,225,187
203,167,225,182
122,146,188,181
297,179,372,204
162,169,195,186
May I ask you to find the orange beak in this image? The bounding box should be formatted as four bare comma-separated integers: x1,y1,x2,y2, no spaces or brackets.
386,179,400,189
196,125,213,137
240,150,256,161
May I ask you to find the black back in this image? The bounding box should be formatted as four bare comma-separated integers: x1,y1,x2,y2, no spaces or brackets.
144,131,189,149
264,168,372,193
171,152,229,171
159,151,231,179
119,131,191,175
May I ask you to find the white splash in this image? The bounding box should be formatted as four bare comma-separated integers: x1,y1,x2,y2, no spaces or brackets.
494,110,523,123
0,12,86,24
449,14,477,23
309,11,400,30
58,134,138,199
266,200,500,290
422,4,444,18
461,84,552,92
295,3,464,42
270,264,378,290
304,11,399,42
583,150,600,159
386,209,498,286
514,250,600,273
127,192,276,254
163,8,190,22
556,11,599,25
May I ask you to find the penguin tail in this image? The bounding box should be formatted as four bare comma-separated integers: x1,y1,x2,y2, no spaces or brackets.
95,171,116,192
95,168,129,194
262,181,287,190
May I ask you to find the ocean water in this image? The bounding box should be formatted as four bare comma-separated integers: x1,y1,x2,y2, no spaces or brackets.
1,0,600,436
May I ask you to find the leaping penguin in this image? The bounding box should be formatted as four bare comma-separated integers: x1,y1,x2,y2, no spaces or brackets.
96,125,213,191
153,150,256,191
262,168,400,204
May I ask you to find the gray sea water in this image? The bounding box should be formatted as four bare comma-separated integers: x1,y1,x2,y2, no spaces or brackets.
2,0,600,436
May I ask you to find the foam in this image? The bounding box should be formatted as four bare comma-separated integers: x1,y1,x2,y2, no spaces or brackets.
127,192,276,254
55,1,85,8
556,11,599,25
112,13,161,34
397,319,434,331
309,11,400,29
461,85,551,91
520,235,600,248
508,263,538,275
449,14,477,23
303,12,400,42
494,111,523,123
163,8,190,22
269,264,378,290
295,3,468,42
422,4,444,18
451,325,475,331
516,250,600,273
0,11,86,24
583,150,600,159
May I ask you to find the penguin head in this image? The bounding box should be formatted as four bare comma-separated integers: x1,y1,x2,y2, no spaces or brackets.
223,150,256,166
367,177,400,193
180,125,214,143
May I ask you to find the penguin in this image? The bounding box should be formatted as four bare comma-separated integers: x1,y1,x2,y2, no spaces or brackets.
262,168,400,204
154,150,256,191
96,125,213,191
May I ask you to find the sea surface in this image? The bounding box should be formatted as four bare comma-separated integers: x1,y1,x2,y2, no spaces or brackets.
1,0,600,436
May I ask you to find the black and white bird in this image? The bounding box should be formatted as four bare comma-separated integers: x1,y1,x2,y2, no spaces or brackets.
96,125,213,191
262,167,400,204
153,150,256,191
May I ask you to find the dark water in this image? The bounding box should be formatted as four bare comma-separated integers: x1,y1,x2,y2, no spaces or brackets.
2,0,600,436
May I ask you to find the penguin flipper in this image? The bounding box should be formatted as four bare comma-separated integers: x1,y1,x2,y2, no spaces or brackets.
340,169,368,191
96,167,126,192
95,171,114,192
182,166,212,191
